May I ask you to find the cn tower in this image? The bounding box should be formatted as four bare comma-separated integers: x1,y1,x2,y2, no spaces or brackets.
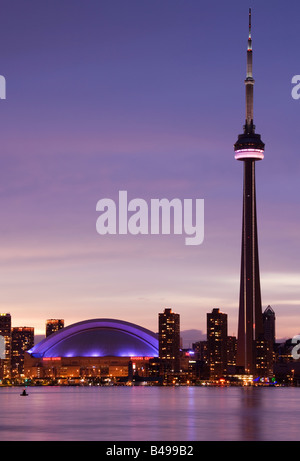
234,9,265,375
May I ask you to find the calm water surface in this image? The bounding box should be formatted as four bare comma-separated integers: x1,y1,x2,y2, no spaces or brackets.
0,386,299,441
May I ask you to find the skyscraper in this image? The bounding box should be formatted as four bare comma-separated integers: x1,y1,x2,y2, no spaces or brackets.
11,327,34,377
260,305,276,378
0,313,11,379
263,305,276,344
158,308,180,374
207,308,228,379
234,9,265,375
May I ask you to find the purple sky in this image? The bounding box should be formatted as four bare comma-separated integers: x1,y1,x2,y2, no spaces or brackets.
0,0,299,341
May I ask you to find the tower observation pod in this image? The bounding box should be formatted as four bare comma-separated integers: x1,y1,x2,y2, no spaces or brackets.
234,8,265,160
234,9,265,376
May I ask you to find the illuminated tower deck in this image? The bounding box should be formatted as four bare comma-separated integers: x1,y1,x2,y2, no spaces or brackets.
234,9,265,375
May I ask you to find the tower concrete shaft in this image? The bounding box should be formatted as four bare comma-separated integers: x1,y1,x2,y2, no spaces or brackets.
236,160,263,374
234,9,265,375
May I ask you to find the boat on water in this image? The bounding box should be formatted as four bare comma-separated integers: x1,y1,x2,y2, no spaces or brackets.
20,389,28,396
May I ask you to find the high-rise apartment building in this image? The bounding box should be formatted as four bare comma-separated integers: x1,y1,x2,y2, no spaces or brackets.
11,327,34,377
255,337,274,378
0,313,12,379
158,308,180,374
207,308,228,379
46,319,64,337
226,336,237,367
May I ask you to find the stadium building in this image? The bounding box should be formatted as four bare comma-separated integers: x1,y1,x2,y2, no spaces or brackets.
24,318,160,384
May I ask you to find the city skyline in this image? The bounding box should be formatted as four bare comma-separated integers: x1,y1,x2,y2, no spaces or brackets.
1,302,277,345
0,1,299,341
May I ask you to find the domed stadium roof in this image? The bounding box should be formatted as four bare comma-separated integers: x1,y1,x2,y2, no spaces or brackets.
28,318,158,358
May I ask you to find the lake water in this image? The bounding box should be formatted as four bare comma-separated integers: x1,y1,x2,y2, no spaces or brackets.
0,386,299,441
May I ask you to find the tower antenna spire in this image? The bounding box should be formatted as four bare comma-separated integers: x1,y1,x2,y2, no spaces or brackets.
245,7,254,129
248,8,252,49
